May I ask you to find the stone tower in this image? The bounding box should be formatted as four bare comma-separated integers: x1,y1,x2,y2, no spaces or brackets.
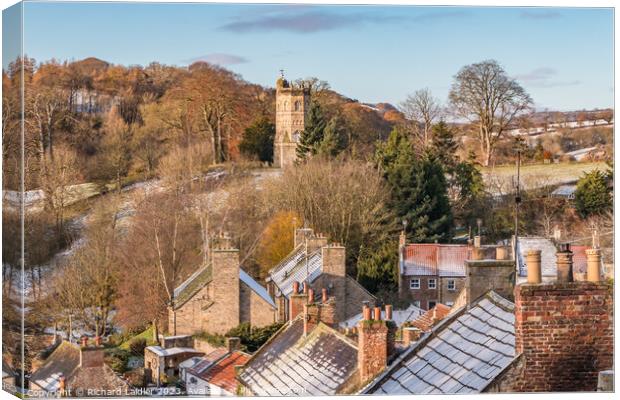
274,73,310,168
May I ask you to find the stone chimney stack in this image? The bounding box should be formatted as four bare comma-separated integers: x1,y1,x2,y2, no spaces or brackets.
226,337,241,352
321,244,347,322
307,233,328,254
465,251,515,305
513,281,613,391
80,337,105,368
211,232,240,330
289,281,307,320
357,305,396,384
294,228,314,248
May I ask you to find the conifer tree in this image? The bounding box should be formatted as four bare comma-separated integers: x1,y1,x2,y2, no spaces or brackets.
431,120,458,168
296,101,327,161
376,128,453,242
317,116,348,158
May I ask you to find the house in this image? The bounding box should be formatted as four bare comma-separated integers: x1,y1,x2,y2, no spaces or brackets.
237,292,399,396
29,338,130,396
170,233,277,336
362,245,613,394
181,338,250,396
266,228,376,323
144,335,204,387
339,303,424,329
515,237,592,283
551,184,577,200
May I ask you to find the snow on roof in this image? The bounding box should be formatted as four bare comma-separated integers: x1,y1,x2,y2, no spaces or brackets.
364,292,515,395
339,304,425,329
239,319,358,396
268,247,323,298
239,269,276,309
551,185,577,197
565,146,597,157
145,346,202,357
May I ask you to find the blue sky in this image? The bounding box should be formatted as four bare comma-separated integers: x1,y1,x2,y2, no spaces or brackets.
5,2,615,111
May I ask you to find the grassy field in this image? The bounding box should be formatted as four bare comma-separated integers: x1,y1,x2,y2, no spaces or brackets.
482,161,608,194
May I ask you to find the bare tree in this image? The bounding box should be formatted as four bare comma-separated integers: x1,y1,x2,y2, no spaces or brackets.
449,60,532,166
399,88,442,147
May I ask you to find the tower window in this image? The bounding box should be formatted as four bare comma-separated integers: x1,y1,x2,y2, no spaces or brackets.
292,131,301,142
294,101,301,111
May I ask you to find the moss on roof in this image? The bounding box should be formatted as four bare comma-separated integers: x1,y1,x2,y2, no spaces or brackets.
173,266,213,309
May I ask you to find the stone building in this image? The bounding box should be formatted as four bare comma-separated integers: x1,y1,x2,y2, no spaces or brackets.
273,73,309,168
169,233,277,336
266,228,376,323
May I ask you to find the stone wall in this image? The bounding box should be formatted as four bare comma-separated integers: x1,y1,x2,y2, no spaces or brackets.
171,284,213,335
465,259,515,304
321,245,347,322
248,288,277,327
498,282,613,392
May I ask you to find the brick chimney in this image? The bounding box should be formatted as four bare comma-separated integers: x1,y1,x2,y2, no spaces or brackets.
303,293,337,335
357,305,395,384
210,232,240,331
465,252,515,305
80,337,105,368
513,281,613,391
289,281,307,320
321,244,347,322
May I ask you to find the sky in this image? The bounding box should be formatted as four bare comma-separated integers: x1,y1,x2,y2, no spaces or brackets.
3,2,615,111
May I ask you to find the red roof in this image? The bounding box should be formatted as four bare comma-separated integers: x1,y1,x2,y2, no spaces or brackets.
197,351,250,394
409,304,452,332
403,244,470,277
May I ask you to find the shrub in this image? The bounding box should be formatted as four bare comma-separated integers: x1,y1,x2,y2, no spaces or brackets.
129,338,147,356
105,348,131,373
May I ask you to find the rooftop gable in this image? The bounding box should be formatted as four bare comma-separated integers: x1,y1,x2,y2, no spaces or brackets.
238,318,358,396
363,291,515,395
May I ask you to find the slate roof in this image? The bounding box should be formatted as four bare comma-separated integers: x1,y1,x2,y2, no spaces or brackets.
268,245,323,298
240,269,276,309
145,346,203,358
339,304,425,329
408,304,452,332
402,244,470,277
238,318,358,396
30,341,80,392
515,237,589,279
68,364,130,394
173,265,275,310
363,291,515,395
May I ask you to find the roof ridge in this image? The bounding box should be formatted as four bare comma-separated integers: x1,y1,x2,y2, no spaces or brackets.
268,243,305,275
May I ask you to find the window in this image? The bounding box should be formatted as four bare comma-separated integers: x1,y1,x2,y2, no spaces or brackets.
410,278,420,289
428,300,437,309
294,101,301,111
428,279,437,289
447,280,456,291
292,130,301,142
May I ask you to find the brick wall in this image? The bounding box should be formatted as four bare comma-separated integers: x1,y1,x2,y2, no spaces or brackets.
357,320,388,385
505,282,613,392
398,276,439,310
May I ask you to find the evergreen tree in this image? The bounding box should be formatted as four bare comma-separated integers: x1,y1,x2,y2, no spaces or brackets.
431,120,458,168
239,117,275,163
574,169,612,218
376,128,453,242
356,240,399,294
317,116,348,158
297,101,327,161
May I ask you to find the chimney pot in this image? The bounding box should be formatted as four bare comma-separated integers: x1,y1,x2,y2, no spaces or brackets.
586,248,602,282
308,288,315,303
293,281,300,294
556,247,574,283
473,235,481,248
302,281,308,294
362,304,371,321
94,336,102,346
374,306,382,321
526,250,542,284
81,337,88,347
385,305,393,321
321,288,328,303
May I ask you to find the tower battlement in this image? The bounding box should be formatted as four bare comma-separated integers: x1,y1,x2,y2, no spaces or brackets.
274,73,309,168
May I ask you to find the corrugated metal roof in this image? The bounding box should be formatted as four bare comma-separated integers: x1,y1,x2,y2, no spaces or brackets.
238,319,358,396
365,292,515,395
516,237,589,278
403,244,470,277
268,247,323,298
